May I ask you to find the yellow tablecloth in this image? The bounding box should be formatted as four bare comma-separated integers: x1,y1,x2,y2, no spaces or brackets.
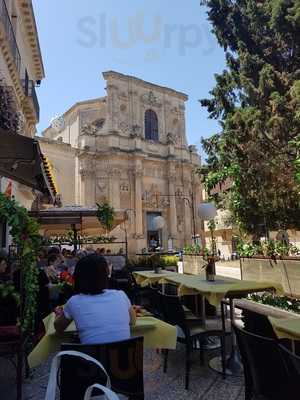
133,271,282,307
133,270,177,287
269,316,300,341
28,313,177,369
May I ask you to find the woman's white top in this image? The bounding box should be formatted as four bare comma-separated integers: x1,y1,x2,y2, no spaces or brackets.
64,290,131,344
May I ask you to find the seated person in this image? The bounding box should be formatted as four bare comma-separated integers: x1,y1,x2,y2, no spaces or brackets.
54,254,136,344
0,257,10,282
111,255,126,272
46,254,60,282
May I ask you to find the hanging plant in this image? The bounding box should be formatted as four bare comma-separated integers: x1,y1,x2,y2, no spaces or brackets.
96,202,115,232
0,282,20,305
0,193,41,333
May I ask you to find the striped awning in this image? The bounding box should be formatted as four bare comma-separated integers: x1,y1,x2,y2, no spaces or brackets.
0,128,56,202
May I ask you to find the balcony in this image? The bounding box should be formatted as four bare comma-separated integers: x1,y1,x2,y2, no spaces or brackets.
22,70,40,122
0,0,21,74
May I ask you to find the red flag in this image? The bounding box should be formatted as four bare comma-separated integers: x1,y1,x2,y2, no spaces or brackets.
4,180,12,198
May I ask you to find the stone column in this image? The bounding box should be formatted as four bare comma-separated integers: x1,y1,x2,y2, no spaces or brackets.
106,83,118,132
134,164,144,238
79,157,96,206
109,168,121,209
183,179,192,243
168,165,177,239
192,172,202,236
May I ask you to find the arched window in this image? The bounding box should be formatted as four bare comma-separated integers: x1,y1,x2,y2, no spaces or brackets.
145,109,159,141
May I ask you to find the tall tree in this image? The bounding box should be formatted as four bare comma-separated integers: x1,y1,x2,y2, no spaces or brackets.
200,0,300,234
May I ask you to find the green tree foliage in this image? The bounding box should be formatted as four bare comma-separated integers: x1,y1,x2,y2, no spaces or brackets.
0,193,41,333
200,0,300,234
96,202,116,231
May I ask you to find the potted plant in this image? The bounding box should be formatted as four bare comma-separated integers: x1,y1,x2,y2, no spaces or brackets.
149,254,163,274
96,202,115,233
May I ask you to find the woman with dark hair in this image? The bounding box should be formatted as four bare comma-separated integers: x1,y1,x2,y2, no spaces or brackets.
54,254,136,344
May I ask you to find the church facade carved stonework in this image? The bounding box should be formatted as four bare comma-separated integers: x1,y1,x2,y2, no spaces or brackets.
39,71,202,254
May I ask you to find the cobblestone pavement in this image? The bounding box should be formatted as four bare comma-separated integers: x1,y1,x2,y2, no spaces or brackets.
216,261,242,280
1,346,244,400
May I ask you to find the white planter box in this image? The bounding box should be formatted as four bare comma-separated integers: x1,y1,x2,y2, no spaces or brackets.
241,258,300,297
182,255,207,275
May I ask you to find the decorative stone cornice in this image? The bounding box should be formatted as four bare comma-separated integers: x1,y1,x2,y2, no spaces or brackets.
80,124,97,136
103,71,188,101
133,168,143,178
130,124,142,138
17,0,45,80
111,168,122,177
106,84,119,91
79,168,96,178
140,91,162,108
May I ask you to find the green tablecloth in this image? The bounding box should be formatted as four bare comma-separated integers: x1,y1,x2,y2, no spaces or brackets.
269,316,300,341
133,271,282,307
28,313,177,369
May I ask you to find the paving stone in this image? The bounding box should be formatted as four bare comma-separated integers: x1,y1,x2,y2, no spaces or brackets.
1,348,244,399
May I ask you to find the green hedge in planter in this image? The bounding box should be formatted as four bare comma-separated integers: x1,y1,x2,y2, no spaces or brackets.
249,292,300,315
127,255,178,270
237,239,299,258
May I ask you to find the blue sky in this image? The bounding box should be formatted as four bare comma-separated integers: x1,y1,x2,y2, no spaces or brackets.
32,0,226,158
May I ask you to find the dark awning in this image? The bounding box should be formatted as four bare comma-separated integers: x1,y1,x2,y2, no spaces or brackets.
0,128,56,201
29,207,126,236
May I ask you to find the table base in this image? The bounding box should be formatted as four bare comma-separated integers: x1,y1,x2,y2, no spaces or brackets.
209,349,243,377
196,336,221,351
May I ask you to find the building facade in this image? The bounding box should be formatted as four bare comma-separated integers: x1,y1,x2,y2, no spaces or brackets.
40,71,202,254
0,0,45,208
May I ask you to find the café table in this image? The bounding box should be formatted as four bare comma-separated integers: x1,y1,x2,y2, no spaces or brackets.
28,312,177,369
269,316,300,355
269,316,300,341
133,270,283,375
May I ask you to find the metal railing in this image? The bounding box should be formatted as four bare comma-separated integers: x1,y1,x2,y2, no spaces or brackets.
29,80,40,122
0,0,21,74
22,69,40,122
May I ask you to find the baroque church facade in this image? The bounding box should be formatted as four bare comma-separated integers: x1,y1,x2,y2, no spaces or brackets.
39,71,202,254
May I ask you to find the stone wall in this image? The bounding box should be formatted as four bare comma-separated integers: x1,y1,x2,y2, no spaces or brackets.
40,71,202,255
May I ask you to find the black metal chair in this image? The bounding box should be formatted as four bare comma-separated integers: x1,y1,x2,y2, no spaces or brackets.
233,324,300,400
160,293,226,390
279,341,300,374
60,337,144,400
0,326,29,400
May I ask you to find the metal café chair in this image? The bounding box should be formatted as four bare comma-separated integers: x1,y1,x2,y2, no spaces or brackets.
0,326,29,400
233,323,300,400
160,293,226,390
60,336,144,400
278,342,300,376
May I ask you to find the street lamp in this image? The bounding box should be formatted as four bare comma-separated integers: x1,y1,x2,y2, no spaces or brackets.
198,202,217,221
152,215,165,230
198,202,217,252
152,215,165,251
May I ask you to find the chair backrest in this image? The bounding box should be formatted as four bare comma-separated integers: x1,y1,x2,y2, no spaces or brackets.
160,293,187,334
279,343,300,377
233,324,289,398
0,296,18,326
163,283,178,296
143,287,162,317
241,309,278,339
60,336,144,400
